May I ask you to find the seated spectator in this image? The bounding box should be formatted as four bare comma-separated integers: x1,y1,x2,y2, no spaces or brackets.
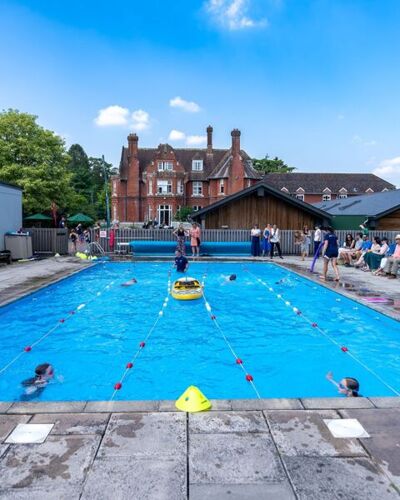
364,237,389,272
355,236,382,268
342,233,363,267
338,234,355,264
383,234,400,279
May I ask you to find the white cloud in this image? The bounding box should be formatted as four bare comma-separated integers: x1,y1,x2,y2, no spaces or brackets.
351,134,377,147
168,130,186,141
130,109,150,131
94,105,129,126
373,157,400,187
186,135,207,146
169,96,201,113
205,0,267,31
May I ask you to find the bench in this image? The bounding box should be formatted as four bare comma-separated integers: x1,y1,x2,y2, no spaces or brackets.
0,250,11,265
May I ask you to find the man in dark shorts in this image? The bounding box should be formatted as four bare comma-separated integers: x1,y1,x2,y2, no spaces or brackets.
321,227,340,281
174,250,189,273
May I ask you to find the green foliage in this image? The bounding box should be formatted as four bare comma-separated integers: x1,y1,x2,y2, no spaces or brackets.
252,155,296,174
0,109,79,214
174,206,193,221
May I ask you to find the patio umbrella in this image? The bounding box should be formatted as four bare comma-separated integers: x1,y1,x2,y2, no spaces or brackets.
24,213,52,221
67,213,94,224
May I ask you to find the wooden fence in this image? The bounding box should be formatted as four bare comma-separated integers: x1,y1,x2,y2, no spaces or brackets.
24,227,400,256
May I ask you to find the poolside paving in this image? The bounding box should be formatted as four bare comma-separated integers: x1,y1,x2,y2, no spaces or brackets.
0,402,400,499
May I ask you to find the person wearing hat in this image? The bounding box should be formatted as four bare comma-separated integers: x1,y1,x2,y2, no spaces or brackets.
383,234,400,278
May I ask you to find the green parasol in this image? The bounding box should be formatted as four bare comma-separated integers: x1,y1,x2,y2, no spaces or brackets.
24,213,53,221
67,213,94,223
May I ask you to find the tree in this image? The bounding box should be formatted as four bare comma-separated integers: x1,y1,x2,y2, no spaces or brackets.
88,156,114,219
174,206,193,222
252,155,296,174
0,109,78,214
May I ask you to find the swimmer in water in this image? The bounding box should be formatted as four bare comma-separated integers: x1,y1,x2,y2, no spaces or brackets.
21,363,54,398
326,371,361,397
229,274,236,281
121,278,137,286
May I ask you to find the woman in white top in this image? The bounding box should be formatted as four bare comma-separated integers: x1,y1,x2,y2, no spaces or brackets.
270,224,283,259
313,225,322,257
250,224,261,257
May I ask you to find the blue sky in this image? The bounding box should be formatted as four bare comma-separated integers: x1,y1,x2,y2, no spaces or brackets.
1,0,400,185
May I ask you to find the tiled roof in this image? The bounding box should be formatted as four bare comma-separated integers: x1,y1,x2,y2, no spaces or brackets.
119,146,261,181
314,189,400,217
263,173,395,194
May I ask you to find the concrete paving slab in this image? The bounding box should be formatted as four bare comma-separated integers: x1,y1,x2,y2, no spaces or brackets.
231,398,303,410
30,413,109,435
189,411,268,434
342,409,400,487
267,410,366,457
158,399,233,412
7,402,86,414
283,456,399,500
81,456,186,500
301,397,374,409
98,412,186,459
370,397,400,408
0,403,12,413
0,414,31,442
189,483,296,500
190,432,286,485
84,400,159,412
0,444,9,459
0,434,100,494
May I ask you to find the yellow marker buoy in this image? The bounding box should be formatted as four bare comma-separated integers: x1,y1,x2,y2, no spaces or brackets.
175,385,212,413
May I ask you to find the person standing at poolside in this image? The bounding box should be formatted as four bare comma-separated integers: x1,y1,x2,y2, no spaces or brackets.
313,225,322,257
270,224,283,259
262,224,271,258
250,224,261,257
301,225,311,260
321,226,340,281
173,224,188,255
189,223,201,258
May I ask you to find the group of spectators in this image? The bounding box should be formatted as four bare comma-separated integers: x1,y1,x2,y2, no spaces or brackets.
250,224,283,258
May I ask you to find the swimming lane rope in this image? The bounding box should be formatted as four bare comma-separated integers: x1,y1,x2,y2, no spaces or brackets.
200,272,262,399
0,279,115,377
110,271,172,400
243,267,400,397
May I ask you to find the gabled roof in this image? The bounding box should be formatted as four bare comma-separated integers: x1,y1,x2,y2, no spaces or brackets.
191,181,331,220
314,189,400,218
263,173,395,193
207,150,261,180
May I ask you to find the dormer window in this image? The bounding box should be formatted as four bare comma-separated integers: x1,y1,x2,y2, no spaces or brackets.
158,161,173,171
322,187,331,201
192,160,203,171
219,179,225,194
365,188,374,193
295,187,305,201
338,187,347,199
281,187,289,193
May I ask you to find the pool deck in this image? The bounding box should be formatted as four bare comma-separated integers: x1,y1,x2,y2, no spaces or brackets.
1,256,400,498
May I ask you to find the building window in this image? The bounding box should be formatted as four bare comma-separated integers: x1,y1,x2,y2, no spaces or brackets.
157,205,172,226
322,194,331,201
338,193,347,199
157,161,173,171
192,160,203,171
295,194,304,201
157,180,172,194
219,179,225,194
177,179,184,194
148,206,153,220
148,180,153,195
247,180,252,188
192,206,202,211
192,181,203,196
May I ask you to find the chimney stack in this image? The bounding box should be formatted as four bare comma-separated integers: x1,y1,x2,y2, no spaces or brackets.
207,125,213,154
231,129,241,156
127,133,139,158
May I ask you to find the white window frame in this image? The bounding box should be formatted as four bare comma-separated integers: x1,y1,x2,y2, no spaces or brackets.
219,179,225,194
157,205,172,226
177,179,184,194
322,193,331,201
157,179,172,194
192,181,203,196
148,179,153,195
295,194,305,201
157,161,173,171
192,205,202,211
338,193,347,199
192,160,203,171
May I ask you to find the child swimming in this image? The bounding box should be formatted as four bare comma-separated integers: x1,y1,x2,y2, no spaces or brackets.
326,371,361,397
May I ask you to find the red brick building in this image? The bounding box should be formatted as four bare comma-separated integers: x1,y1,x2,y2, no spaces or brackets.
111,126,262,224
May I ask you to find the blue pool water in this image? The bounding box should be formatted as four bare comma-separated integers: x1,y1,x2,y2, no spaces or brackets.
0,262,399,402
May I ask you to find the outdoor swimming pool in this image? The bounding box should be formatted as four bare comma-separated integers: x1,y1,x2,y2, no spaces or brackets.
0,262,399,402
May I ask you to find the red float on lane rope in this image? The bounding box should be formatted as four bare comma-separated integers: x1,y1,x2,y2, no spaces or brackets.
24,346,32,352
139,342,145,348
312,322,318,328
246,374,254,382
126,362,133,369
69,311,75,315
59,319,65,323
341,346,348,352
114,382,122,390
236,358,243,365
296,310,302,316
211,315,216,320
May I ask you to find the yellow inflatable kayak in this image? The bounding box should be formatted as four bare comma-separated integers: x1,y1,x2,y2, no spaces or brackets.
171,277,203,301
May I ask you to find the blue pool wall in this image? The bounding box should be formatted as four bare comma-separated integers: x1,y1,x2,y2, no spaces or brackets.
129,240,250,256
